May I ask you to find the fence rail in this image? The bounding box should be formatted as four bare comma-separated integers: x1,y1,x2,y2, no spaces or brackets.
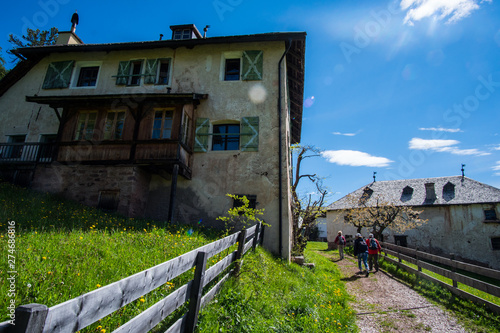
0,223,264,333
379,241,500,315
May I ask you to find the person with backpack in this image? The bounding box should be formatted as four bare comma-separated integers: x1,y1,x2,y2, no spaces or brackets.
367,233,382,272
334,231,346,259
353,233,369,277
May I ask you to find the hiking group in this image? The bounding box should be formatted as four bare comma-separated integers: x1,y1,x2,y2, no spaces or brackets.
353,233,381,277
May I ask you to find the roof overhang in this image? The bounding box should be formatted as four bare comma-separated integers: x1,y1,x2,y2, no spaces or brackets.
26,93,208,108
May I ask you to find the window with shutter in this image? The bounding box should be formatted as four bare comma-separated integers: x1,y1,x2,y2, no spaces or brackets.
116,61,131,85
144,59,158,84
212,124,240,151
194,118,210,152
242,50,263,81
240,117,259,151
42,60,75,89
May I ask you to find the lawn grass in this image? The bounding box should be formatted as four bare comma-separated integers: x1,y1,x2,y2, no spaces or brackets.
1,182,357,332
0,182,221,332
197,241,357,332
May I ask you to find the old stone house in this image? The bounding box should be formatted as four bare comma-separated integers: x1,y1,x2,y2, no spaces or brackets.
326,176,500,270
0,23,306,259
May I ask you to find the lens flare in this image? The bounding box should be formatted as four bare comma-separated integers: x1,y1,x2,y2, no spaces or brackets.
248,84,267,104
304,96,315,108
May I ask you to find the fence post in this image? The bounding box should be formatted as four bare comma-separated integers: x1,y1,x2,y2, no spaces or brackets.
416,247,422,272
259,224,265,245
234,229,248,276
14,304,48,333
252,223,261,250
184,251,208,333
450,253,458,288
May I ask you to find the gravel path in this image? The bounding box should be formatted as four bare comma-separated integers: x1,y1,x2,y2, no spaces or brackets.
318,251,468,332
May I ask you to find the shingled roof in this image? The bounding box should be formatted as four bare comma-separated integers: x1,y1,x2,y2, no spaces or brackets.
327,176,500,210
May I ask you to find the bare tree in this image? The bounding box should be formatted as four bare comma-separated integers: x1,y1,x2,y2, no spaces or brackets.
343,193,427,240
291,145,328,256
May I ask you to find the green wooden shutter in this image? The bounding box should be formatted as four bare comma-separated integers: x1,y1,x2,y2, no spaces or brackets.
194,118,210,152
241,51,263,81
42,60,74,89
240,117,259,151
116,61,131,85
144,59,158,84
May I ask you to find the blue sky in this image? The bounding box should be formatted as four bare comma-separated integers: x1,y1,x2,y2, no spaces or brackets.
2,0,500,204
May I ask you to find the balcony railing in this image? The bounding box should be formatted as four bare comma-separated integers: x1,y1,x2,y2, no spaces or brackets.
0,142,55,164
0,141,193,179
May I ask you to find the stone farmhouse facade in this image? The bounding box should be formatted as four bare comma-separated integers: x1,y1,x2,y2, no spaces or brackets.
0,23,306,260
326,176,500,270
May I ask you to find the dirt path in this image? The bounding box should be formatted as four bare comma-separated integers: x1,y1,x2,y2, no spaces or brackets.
316,250,468,332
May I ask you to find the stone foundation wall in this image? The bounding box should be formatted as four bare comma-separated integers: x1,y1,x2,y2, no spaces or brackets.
31,164,151,217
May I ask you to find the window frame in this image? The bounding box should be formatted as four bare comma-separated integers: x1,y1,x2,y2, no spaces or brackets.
484,209,499,222
71,61,101,89
104,111,126,140
152,108,174,140
221,51,242,81
212,123,240,151
74,111,97,141
156,59,171,85
128,60,143,86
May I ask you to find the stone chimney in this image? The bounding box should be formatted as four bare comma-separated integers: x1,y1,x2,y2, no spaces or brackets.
425,183,436,201
56,11,83,45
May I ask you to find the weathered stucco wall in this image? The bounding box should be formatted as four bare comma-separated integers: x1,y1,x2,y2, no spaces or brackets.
0,40,295,258
327,203,500,269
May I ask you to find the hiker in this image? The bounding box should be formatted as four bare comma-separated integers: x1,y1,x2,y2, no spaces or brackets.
367,233,382,272
334,231,346,259
353,233,369,277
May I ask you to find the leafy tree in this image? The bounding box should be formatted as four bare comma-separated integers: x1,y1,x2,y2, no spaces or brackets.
217,194,265,234
7,27,58,62
342,193,427,240
291,145,328,256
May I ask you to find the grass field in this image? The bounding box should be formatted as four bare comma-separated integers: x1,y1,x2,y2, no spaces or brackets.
0,182,358,332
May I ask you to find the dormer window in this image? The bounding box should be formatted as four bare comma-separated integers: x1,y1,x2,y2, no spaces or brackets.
170,24,202,40
424,183,436,203
173,29,192,40
443,182,455,201
359,187,373,204
401,186,413,202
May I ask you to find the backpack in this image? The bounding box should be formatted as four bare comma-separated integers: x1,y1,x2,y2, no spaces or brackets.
358,239,368,252
338,236,345,245
369,238,378,250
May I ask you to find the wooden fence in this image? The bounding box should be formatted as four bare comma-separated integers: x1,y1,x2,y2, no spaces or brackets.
0,223,264,333
380,241,500,315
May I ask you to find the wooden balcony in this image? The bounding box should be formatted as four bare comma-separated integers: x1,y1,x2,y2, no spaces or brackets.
0,140,192,179
0,142,55,164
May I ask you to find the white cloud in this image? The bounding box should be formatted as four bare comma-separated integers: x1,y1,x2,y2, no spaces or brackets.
409,138,459,150
493,162,500,171
418,127,462,133
494,145,500,151
321,150,393,167
409,138,491,156
332,131,357,137
400,0,491,25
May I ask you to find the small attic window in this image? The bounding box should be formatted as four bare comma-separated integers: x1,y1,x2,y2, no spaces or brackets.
484,209,498,222
401,186,413,202
443,182,455,201
359,187,373,204
491,237,500,250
